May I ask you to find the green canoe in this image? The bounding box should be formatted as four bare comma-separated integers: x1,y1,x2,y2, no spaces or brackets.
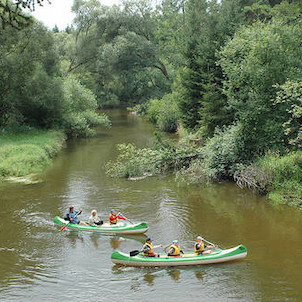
54,216,148,234
111,245,247,267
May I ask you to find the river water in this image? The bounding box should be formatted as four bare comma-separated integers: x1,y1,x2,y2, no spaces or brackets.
1,109,302,301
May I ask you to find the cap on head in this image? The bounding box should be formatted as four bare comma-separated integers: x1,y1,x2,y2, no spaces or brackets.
91,209,97,215
110,209,115,213
146,237,152,242
172,240,179,244
197,236,203,240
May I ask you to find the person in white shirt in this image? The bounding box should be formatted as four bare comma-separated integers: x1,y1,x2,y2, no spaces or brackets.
88,210,103,226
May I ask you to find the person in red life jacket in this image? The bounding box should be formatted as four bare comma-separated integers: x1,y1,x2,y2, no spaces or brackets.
167,240,184,256
142,237,162,257
194,236,214,255
109,209,126,225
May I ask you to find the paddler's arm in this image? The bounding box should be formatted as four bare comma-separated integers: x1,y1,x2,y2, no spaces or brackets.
153,244,163,249
167,247,175,256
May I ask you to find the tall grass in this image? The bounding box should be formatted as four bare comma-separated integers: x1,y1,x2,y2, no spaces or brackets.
0,129,65,178
259,151,302,207
235,151,302,208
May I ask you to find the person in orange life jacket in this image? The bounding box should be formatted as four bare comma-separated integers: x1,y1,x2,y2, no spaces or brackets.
194,236,214,255
64,206,88,225
142,238,163,257
109,209,126,225
167,240,184,256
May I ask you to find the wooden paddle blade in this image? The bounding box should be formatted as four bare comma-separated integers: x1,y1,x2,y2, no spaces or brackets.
130,250,140,257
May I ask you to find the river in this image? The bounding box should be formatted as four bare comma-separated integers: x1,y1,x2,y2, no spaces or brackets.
0,109,302,301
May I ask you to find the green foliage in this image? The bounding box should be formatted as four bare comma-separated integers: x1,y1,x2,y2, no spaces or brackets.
61,77,111,137
147,92,181,133
200,123,245,179
178,0,249,132
275,80,302,149
235,151,302,208
106,139,199,178
0,0,33,29
0,129,65,178
0,22,64,129
219,17,302,157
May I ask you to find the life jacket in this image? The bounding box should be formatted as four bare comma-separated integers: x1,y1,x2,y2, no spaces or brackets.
168,244,181,256
109,214,118,225
143,242,154,255
194,242,204,254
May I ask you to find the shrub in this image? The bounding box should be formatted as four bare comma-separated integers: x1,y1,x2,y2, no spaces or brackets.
200,123,245,179
147,92,181,133
61,77,111,137
234,151,302,208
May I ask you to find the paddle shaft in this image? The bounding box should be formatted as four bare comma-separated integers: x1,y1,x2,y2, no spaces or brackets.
119,213,134,224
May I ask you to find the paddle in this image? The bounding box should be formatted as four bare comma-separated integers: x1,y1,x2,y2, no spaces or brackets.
60,210,81,231
195,237,222,250
119,213,134,225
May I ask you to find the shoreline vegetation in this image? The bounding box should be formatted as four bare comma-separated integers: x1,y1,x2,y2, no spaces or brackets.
0,129,66,180
106,134,302,209
1,1,301,207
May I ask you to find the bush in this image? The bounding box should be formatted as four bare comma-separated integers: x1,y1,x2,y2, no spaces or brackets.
106,139,199,179
234,151,302,208
61,77,111,137
147,92,181,133
200,123,245,179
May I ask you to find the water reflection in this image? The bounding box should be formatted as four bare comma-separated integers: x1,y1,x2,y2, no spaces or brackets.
90,233,101,249
143,272,157,286
110,237,121,250
167,268,181,281
65,232,84,247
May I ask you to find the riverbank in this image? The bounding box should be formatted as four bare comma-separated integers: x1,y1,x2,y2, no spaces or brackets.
0,129,66,180
106,134,302,209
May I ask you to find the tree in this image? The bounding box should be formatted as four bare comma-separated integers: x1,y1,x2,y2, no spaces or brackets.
0,0,48,29
219,17,302,157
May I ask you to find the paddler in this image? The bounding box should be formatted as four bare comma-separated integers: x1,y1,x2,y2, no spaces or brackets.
65,206,88,225
109,209,126,225
142,237,162,257
167,240,184,257
194,236,214,255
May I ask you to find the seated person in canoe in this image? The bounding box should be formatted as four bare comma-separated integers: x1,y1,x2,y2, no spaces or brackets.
109,209,126,225
64,206,88,225
88,209,103,226
142,237,162,257
167,240,184,257
194,236,214,255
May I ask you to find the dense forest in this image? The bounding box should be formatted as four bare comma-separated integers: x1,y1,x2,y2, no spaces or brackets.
0,0,301,206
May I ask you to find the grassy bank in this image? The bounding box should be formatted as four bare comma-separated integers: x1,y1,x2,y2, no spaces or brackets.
235,151,302,208
0,129,66,179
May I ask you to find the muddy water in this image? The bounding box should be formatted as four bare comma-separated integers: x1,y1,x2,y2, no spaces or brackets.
0,109,302,301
